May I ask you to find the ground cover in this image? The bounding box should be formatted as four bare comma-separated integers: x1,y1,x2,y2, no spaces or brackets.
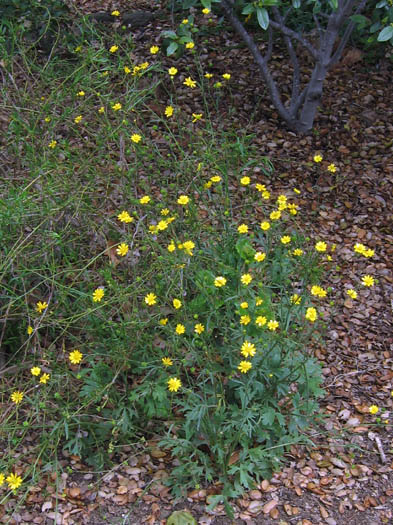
0,2,392,524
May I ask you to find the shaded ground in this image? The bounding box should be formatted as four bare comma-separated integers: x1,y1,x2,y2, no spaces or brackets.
1,1,392,524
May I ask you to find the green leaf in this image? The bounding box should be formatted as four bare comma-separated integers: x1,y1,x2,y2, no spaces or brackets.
167,41,179,56
377,25,393,41
242,4,255,15
257,7,269,30
167,510,197,525
261,406,276,426
235,237,255,261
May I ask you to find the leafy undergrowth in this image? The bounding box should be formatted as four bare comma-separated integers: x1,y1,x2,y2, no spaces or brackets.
0,3,392,524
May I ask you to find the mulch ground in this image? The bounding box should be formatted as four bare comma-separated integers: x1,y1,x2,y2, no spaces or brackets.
2,1,392,524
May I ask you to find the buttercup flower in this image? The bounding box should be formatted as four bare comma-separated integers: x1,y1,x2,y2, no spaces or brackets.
305,307,317,322
6,473,23,490
98,106,105,113
315,241,327,252
222,73,231,80
145,293,157,306
159,318,168,326
214,276,227,287
109,45,118,53
292,248,304,256
287,203,299,215
124,66,131,74
183,240,195,255
238,361,252,374
11,391,24,404
262,190,270,200
168,377,181,392
255,315,267,327
202,7,210,14
69,350,82,364
116,243,129,256
111,10,120,16
281,236,291,244
157,220,168,231
240,302,248,309
255,298,263,306
369,405,379,414
260,221,270,231
140,195,150,204
167,241,176,253
150,45,159,54
362,275,374,287
185,42,195,49
210,175,221,183
112,103,122,111
40,373,50,384
131,134,142,143
177,195,189,205
74,115,82,124
27,325,33,335
30,367,41,376
182,19,188,24
238,224,248,234
291,294,301,305
327,163,337,173
77,90,85,97
183,77,196,88
192,113,202,123
268,320,279,331
313,154,323,162
254,251,266,262
241,341,256,358
270,210,281,220
204,72,213,79
48,140,57,149
240,176,250,186
162,357,173,367
173,298,182,309
175,324,185,335
165,106,174,117
168,67,178,76
93,288,104,302
118,210,133,223
194,323,205,334
36,301,48,313
346,289,357,299
241,273,253,285
255,183,266,192
240,315,251,325
311,285,327,298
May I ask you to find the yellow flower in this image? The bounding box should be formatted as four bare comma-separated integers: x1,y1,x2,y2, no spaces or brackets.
77,90,85,97
364,249,375,258
311,285,327,298
192,113,202,123
177,195,189,205
369,405,379,415
346,289,357,299
93,288,104,302
268,320,279,331
157,220,168,231
305,307,317,322
255,315,267,327
27,325,33,335
362,275,374,287
270,210,281,220
313,154,323,162
210,175,221,183
287,203,299,215
262,190,271,200
240,302,248,309
240,176,250,186
281,236,291,244
30,366,41,376
327,163,337,173
260,221,270,231
159,318,168,326
111,10,120,16
183,240,195,256
240,315,251,325
213,82,222,88
255,298,263,306
98,106,105,113
69,350,83,364
167,241,176,252
6,473,23,490
36,301,48,313
241,341,256,358
194,323,205,334
241,273,253,286
238,224,248,234
48,140,57,149
292,248,303,256
222,73,231,80
175,324,185,335
150,45,159,54
145,293,157,306
117,210,133,223
39,373,50,384
293,187,301,194
161,208,170,216
109,45,119,53
10,391,24,404
165,105,174,117
74,115,82,124
185,42,195,49
44,117,51,123
315,241,327,252
124,66,131,74
139,195,150,204
290,294,301,305
255,183,266,192
112,102,122,111
182,19,189,24
184,77,197,88
0,474,4,486
173,298,182,309
162,357,173,367
202,7,210,14
214,276,227,287
116,243,129,256
168,377,181,392
168,67,178,76
131,134,142,143
238,361,252,374
204,72,213,79
74,45,82,52
254,251,266,262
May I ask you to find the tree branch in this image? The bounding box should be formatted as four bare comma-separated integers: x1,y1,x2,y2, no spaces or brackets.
268,19,318,60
